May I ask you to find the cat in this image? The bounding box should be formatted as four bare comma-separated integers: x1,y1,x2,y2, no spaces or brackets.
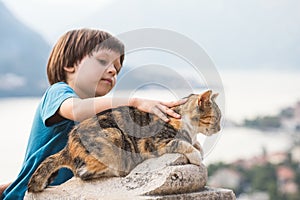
28,90,221,192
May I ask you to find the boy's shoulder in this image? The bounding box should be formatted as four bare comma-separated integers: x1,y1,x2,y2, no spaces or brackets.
49,82,70,89
45,82,73,94
42,82,77,102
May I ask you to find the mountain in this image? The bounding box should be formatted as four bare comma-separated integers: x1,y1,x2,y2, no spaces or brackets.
0,1,50,97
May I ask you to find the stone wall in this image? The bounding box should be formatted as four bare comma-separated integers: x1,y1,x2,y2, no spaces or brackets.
25,154,236,200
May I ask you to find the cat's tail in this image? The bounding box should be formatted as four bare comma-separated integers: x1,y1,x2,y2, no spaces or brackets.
27,148,72,193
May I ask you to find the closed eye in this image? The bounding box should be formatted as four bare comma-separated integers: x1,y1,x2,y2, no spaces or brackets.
97,59,108,66
200,120,211,125
200,116,217,124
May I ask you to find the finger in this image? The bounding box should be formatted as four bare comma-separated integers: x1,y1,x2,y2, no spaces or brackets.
152,106,169,122
157,104,181,119
162,98,188,107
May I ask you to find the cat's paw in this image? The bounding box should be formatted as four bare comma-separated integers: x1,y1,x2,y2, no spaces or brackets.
185,150,202,166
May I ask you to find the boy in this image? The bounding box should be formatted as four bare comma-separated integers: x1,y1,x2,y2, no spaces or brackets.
1,28,185,199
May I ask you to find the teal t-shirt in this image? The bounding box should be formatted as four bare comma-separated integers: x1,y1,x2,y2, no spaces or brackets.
2,82,78,200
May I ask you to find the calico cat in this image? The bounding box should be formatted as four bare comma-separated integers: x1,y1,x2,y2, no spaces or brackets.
28,90,221,192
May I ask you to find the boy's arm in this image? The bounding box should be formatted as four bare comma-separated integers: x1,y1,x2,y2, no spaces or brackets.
0,182,11,196
59,97,186,122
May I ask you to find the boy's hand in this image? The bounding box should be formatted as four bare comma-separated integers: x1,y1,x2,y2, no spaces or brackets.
131,98,188,122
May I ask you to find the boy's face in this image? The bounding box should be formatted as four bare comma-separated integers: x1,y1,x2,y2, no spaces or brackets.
70,49,122,98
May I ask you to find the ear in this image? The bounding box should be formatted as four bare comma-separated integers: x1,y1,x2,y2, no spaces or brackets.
63,66,75,73
211,93,219,101
198,90,212,106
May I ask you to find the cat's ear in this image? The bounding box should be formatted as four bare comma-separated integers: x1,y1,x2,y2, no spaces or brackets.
198,90,212,107
211,93,219,101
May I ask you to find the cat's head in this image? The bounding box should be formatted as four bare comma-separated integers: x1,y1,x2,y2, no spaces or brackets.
181,90,221,136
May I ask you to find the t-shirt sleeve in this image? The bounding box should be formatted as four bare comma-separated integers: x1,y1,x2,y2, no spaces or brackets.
40,82,78,126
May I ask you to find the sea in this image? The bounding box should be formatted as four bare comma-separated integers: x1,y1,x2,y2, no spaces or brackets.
0,70,299,183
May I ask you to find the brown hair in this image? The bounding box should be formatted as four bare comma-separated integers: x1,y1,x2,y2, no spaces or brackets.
47,28,125,85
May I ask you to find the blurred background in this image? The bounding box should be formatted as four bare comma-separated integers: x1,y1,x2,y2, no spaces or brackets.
0,0,299,199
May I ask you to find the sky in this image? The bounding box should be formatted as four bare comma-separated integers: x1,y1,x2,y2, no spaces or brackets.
2,0,112,42
2,0,300,71
2,0,225,42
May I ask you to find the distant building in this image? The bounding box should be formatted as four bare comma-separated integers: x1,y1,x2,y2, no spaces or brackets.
276,166,298,195
267,152,287,165
208,168,242,189
238,192,269,200
291,146,300,163
233,151,288,168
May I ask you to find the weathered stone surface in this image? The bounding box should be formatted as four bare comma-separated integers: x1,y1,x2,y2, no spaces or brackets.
25,154,235,200
140,187,236,200
122,153,207,196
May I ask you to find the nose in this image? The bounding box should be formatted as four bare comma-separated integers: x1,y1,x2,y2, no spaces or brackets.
106,64,117,76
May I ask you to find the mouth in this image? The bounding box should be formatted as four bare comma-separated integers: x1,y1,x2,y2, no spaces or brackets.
101,78,113,85
203,127,219,136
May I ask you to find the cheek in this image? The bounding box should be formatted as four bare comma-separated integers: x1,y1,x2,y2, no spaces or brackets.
79,66,104,82
112,76,117,86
